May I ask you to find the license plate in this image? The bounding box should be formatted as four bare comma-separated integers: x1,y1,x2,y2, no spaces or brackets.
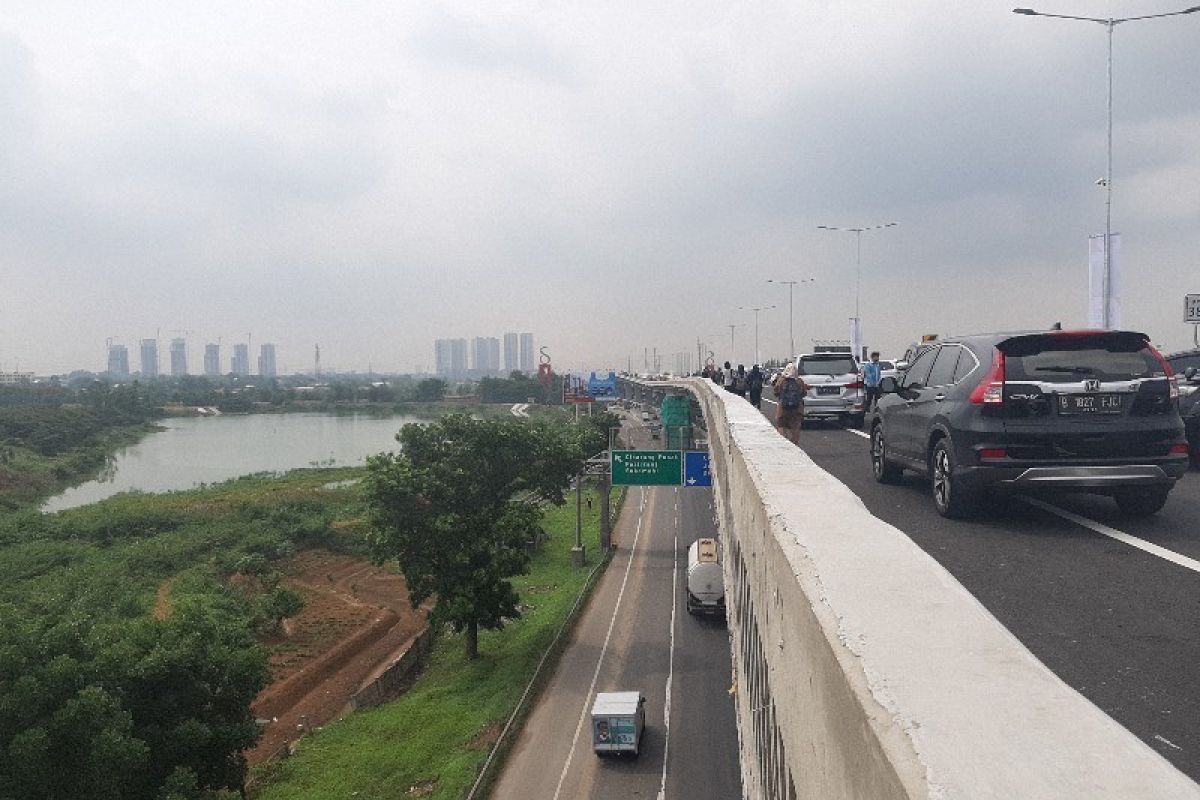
1057,393,1123,414
817,386,840,396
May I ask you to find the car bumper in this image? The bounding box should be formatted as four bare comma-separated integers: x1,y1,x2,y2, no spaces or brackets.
957,460,1189,491
803,397,864,418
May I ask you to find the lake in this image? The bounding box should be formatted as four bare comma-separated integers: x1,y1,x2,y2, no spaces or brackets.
43,412,420,512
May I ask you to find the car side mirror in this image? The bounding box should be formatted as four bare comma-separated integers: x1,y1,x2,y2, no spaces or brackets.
895,361,909,372
879,376,898,393
1186,367,1198,381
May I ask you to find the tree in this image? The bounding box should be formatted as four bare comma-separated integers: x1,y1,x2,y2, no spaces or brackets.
364,415,582,658
412,378,446,402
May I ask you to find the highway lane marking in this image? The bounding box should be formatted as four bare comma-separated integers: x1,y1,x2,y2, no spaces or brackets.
658,490,679,800
1023,497,1200,574
835,430,1199,572
552,488,650,800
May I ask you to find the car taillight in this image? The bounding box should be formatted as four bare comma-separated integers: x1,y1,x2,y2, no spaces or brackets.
969,350,1006,405
1146,345,1179,400
846,379,864,389
1169,443,1190,455
978,448,1008,459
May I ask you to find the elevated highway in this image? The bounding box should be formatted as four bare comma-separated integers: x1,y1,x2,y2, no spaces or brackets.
613,375,1199,799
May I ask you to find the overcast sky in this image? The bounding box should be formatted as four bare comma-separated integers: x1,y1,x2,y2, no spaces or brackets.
2,1,1198,376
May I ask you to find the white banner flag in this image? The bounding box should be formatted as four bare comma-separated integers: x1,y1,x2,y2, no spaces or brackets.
1088,233,1121,329
849,317,863,361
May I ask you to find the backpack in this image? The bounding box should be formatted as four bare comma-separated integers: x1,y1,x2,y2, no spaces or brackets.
733,371,746,392
748,372,763,392
779,377,804,410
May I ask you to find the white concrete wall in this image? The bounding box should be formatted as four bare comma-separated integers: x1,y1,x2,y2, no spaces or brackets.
682,378,1199,800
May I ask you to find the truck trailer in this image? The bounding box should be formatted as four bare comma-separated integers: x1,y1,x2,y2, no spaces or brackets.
686,538,724,616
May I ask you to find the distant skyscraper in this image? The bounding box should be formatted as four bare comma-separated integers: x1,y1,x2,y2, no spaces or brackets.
471,337,501,376
169,338,187,376
503,333,519,373
258,343,277,378
204,344,221,377
107,344,129,377
140,338,158,378
231,343,250,377
519,333,534,374
434,338,469,379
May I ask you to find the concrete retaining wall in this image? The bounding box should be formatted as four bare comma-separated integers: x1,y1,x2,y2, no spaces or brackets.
351,626,436,710
684,378,1199,800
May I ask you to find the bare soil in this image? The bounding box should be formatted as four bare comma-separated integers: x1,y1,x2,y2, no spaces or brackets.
246,550,430,764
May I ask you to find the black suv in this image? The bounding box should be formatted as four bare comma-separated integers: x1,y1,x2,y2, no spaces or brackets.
870,329,1190,518
1166,348,1200,467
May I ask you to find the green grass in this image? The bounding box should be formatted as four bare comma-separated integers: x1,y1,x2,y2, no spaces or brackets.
251,485,622,800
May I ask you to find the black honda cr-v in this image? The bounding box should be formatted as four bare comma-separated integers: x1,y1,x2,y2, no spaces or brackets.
869,329,1190,518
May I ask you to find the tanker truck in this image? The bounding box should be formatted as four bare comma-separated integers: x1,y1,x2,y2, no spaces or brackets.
686,537,724,616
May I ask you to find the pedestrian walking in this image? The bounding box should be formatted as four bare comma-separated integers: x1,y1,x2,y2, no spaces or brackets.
862,351,883,416
722,361,736,393
733,365,747,398
772,362,806,444
747,365,764,408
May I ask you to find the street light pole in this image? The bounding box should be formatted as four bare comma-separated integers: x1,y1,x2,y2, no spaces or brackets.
768,278,814,359
1013,5,1200,328
817,222,897,357
725,324,744,364
738,305,776,365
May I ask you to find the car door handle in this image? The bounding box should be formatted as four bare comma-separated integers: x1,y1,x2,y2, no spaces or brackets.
934,394,946,402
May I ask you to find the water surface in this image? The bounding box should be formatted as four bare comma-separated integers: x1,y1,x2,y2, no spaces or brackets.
44,413,417,512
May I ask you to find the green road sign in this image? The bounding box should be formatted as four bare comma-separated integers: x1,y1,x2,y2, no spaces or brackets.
611,450,683,486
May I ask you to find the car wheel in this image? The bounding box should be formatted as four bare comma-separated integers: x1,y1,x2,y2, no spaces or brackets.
1114,487,1170,517
930,439,978,519
850,412,865,428
870,424,903,484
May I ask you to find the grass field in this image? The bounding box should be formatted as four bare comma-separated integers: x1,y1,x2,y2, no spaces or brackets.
251,486,618,800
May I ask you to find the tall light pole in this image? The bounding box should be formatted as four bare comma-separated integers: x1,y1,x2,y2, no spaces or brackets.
738,305,776,365
724,323,745,365
817,222,897,357
768,277,814,359
1013,5,1200,328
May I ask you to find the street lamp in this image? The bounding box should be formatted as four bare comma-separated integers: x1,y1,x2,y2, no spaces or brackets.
738,305,776,365
724,323,745,365
1013,5,1200,328
767,278,815,360
817,222,897,357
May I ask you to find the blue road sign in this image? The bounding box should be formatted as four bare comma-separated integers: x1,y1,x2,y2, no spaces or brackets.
684,451,711,487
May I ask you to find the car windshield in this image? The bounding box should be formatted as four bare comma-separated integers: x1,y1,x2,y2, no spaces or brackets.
878,361,894,370
798,357,856,376
1001,334,1164,384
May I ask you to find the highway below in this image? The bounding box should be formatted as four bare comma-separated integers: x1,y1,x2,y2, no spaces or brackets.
492,415,741,799
755,388,1200,783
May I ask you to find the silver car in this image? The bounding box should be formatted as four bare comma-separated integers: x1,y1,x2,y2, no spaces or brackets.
795,352,865,426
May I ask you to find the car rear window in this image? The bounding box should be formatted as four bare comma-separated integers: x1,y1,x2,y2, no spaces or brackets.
1000,333,1165,384
798,357,856,376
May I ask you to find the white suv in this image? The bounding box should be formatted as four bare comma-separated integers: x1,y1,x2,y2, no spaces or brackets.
795,352,865,427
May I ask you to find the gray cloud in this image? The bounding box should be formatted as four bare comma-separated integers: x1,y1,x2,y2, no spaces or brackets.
1,2,1198,375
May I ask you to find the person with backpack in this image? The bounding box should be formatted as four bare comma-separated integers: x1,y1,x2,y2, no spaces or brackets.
772,362,806,444
747,365,765,408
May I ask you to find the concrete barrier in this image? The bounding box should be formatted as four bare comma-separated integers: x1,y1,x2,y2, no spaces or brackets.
680,377,1200,799
351,625,437,710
